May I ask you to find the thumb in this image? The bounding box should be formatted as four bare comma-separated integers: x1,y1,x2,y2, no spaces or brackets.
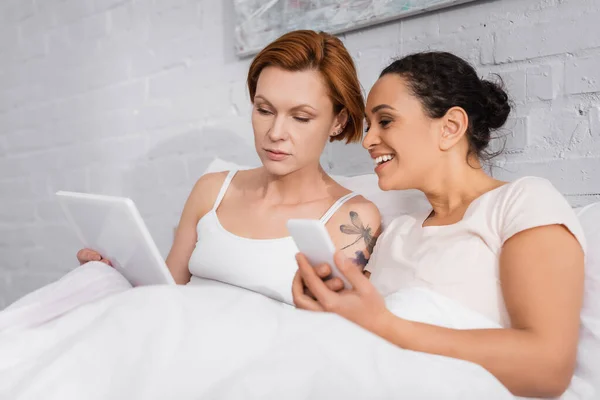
334,251,370,291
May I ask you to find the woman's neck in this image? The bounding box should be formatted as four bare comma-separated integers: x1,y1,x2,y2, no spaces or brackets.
257,164,335,205
422,158,503,219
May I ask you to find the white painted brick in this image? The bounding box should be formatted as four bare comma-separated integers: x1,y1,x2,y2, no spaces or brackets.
147,125,250,159
527,64,556,101
107,1,150,41
0,24,19,51
40,66,89,99
166,185,192,213
230,81,251,117
0,85,42,113
16,35,48,61
0,201,36,223
32,223,81,252
49,119,91,147
18,11,55,41
342,22,401,55
137,104,177,130
130,190,171,216
590,107,600,138
45,25,70,53
51,0,95,25
495,12,600,63
174,86,231,121
36,200,69,223
491,157,600,195
403,31,482,67
327,141,373,176
46,169,89,195
0,158,29,179
495,69,526,104
96,136,148,164
436,0,538,36
29,174,51,199
0,109,35,133
83,59,131,90
131,35,206,77
565,54,600,95
528,107,589,149
149,0,192,15
0,250,25,273
0,226,37,248
489,117,529,154
108,2,135,32
147,2,202,44
354,50,389,93
143,216,177,258
506,117,530,150
0,178,36,201
186,155,218,180
479,33,495,65
75,110,139,142
148,66,196,99
12,150,63,179
0,63,29,92
4,129,51,152
93,0,130,12
154,157,188,187
124,163,158,192
3,0,36,22
53,81,146,120
44,60,130,96
89,165,126,195
402,11,439,40
68,12,109,43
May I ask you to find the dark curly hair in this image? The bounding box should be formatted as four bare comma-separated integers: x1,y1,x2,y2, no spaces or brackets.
380,51,511,161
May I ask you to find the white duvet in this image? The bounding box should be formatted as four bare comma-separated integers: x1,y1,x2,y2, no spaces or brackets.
0,263,587,400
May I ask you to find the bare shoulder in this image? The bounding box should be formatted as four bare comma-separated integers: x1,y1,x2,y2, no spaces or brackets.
329,195,382,233
327,195,382,266
187,171,230,217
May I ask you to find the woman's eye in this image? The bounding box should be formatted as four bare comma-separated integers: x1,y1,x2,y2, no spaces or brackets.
294,117,310,123
379,120,391,128
364,125,371,133
257,108,272,115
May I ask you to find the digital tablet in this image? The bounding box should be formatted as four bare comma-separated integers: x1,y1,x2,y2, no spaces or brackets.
56,191,176,286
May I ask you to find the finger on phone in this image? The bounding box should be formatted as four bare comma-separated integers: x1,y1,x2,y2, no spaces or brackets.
324,277,344,292
314,263,332,278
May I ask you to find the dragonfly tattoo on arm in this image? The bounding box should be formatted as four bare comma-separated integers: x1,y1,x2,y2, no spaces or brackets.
340,211,378,268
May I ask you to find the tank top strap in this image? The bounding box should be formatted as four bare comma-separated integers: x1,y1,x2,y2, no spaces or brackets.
319,192,359,224
211,170,238,211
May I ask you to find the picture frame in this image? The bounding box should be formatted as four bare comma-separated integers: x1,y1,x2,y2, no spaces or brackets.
233,0,479,57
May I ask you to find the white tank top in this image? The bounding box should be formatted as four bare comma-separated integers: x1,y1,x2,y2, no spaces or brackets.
187,170,358,305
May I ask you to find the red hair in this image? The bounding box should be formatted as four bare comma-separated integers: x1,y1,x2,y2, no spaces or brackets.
247,30,364,143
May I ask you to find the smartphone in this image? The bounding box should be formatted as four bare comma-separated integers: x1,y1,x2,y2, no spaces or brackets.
286,219,352,290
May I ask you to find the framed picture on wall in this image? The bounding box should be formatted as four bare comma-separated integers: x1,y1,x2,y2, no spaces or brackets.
233,0,478,57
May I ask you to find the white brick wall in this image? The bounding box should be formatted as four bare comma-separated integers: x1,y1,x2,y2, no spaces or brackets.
1,0,599,308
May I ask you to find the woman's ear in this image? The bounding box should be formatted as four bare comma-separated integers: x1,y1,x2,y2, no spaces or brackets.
331,108,349,138
439,106,469,151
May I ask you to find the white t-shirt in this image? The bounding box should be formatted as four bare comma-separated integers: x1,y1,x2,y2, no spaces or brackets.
366,176,587,327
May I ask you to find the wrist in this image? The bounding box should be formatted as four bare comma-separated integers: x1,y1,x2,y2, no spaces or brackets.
372,309,397,339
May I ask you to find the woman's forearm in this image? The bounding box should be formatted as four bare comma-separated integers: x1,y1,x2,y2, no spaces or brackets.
374,311,574,398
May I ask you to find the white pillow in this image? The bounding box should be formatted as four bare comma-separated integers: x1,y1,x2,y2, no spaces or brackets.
575,202,600,395
202,158,429,227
